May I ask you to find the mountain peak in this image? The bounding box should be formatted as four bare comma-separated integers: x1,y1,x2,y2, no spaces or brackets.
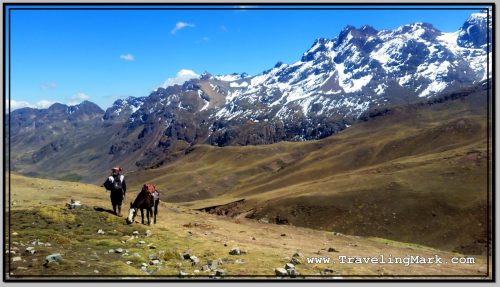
457,11,491,48
200,71,213,80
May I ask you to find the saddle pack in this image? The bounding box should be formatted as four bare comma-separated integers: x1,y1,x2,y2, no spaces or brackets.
142,183,160,201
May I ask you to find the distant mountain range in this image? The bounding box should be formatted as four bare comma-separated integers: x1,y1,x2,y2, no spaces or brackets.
8,12,491,182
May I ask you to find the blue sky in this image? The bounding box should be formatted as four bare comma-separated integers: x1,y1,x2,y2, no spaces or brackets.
6,5,487,110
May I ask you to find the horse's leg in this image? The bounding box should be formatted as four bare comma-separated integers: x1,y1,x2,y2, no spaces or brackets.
147,208,151,225
154,201,158,224
140,209,144,224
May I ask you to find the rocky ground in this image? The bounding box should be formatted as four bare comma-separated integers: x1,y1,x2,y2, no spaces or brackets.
5,174,491,280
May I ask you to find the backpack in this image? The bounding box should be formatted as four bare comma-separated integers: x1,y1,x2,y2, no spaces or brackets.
113,174,123,190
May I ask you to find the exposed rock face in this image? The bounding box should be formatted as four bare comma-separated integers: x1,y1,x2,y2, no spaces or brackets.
8,12,491,181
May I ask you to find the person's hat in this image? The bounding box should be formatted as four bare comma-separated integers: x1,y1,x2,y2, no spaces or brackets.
111,166,122,171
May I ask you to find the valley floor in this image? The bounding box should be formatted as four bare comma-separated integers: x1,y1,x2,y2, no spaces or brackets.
5,174,491,280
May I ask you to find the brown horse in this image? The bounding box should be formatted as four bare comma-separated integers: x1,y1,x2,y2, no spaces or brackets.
126,184,160,225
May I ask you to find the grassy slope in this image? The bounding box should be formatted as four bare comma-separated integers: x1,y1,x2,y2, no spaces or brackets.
6,174,489,278
126,89,490,254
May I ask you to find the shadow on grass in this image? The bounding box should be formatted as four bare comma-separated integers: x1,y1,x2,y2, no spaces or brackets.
93,206,116,215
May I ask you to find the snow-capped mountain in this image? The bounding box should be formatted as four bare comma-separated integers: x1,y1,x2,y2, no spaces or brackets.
8,12,492,179
212,12,490,124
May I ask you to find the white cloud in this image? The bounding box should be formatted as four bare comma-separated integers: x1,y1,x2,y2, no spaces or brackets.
120,53,135,61
40,83,57,90
10,100,33,110
70,92,90,101
8,99,54,111
36,100,54,108
162,69,199,88
171,22,195,35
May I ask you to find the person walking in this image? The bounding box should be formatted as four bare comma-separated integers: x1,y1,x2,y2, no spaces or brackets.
103,166,127,216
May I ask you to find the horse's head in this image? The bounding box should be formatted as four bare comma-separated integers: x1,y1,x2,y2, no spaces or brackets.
126,202,137,224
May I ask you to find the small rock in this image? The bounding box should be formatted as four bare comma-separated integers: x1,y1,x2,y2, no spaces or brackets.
240,249,248,254
149,254,159,260
215,269,225,276
126,261,133,265
229,247,241,255
291,257,302,265
145,230,152,237
141,266,147,271
182,250,193,259
132,253,141,258
179,270,189,276
275,267,288,276
190,256,200,266
252,237,256,240
288,268,299,277
147,243,156,249
12,232,18,236
281,233,286,237
285,263,295,270
141,262,148,267
150,259,160,265
223,243,228,247
25,247,36,255
201,264,210,271
132,231,139,235
235,259,245,264
45,243,52,247
97,229,105,235
94,270,99,274
108,249,115,254
139,240,146,244
12,256,22,262
327,247,339,252
115,248,124,254
44,254,62,267
194,269,200,273
323,268,335,274
78,260,86,264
